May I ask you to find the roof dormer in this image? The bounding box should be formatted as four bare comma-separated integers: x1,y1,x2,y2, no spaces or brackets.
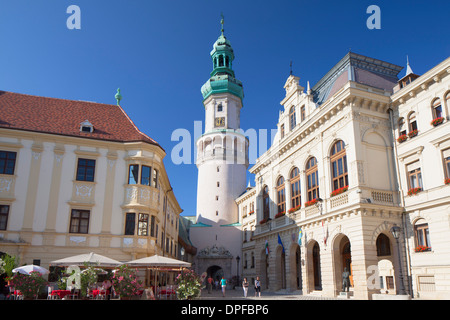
80,120,94,133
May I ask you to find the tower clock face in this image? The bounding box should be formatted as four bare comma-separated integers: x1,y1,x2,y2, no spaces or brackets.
215,117,225,127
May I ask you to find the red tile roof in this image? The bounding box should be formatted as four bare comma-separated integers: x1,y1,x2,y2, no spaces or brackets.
0,90,162,149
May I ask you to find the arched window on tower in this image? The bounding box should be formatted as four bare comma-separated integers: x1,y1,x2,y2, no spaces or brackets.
263,185,270,220
219,55,224,67
306,157,319,202
225,56,230,67
290,167,301,210
276,177,286,215
330,140,348,191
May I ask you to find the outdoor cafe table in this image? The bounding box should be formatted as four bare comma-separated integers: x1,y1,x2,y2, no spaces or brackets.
92,289,109,298
51,290,71,299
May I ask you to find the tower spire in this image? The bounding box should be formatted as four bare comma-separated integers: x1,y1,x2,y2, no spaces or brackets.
220,13,225,35
405,55,414,76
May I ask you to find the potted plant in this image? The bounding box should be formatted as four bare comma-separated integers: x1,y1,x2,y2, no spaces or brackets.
259,218,268,224
330,185,348,197
430,117,444,127
8,271,47,299
175,269,204,300
305,198,318,207
111,264,143,300
445,178,450,185
275,211,285,219
407,187,422,196
288,205,301,214
415,245,431,252
397,134,408,143
408,129,419,138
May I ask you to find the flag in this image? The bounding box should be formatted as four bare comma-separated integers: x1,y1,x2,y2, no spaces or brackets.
265,240,269,255
298,228,303,246
278,233,285,253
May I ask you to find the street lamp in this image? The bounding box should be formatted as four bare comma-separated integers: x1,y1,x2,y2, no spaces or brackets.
390,225,407,295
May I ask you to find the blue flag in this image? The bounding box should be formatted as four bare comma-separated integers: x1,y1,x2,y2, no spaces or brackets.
298,228,302,246
278,233,285,253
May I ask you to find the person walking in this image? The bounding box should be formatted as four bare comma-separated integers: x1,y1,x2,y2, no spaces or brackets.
254,276,261,297
220,277,227,297
207,276,213,294
242,278,249,298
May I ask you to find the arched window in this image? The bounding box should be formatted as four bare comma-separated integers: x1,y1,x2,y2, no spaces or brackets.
289,106,296,131
414,219,431,251
432,98,443,119
330,140,348,191
376,234,391,256
306,157,319,201
225,56,230,67
276,177,286,214
290,167,301,209
263,186,270,220
408,112,418,132
398,117,406,137
218,55,224,67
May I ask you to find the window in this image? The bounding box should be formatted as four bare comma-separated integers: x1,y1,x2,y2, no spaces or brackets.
152,169,158,188
414,219,431,249
138,213,149,236
76,158,96,182
0,205,10,230
432,98,442,119
276,177,286,214
128,164,139,184
290,167,301,209
398,118,406,137
125,213,135,235
280,124,285,139
141,165,151,186
218,104,223,112
263,185,270,220
301,106,305,121
408,112,418,132
444,149,450,179
0,151,17,175
376,234,391,256
407,162,422,190
289,106,296,131
330,140,348,191
306,157,319,201
69,209,90,234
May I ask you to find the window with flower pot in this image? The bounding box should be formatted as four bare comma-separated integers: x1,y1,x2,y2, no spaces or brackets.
262,185,270,220
408,112,418,137
306,157,319,202
432,98,443,119
443,148,450,183
276,176,286,215
289,106,296,131
330,140,348,192
414,219,431,251
290,167,301,210
398,118,407,136
407,161,423,192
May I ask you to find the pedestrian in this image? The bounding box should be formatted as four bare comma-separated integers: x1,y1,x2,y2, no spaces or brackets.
220,276,227,297
242,277,249,297
254,276,261,297
207,276,213,294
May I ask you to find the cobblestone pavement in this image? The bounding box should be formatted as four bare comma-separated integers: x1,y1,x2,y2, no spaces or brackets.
198,287,343,300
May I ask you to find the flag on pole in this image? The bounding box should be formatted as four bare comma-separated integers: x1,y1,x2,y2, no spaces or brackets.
298,228,303,246
278,233,285,253
265,240,269,255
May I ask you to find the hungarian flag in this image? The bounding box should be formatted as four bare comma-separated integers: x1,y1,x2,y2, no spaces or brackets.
265,240,269,255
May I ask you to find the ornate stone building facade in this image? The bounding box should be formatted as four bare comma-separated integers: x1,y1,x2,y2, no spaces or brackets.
0,91,182,268
238,53,450,300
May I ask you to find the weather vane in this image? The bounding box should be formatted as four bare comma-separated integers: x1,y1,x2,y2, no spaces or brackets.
290,60,293,75
220,13,224,35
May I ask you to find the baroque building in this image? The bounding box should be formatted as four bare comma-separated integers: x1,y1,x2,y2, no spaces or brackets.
238,53,450,300
0,90,182,269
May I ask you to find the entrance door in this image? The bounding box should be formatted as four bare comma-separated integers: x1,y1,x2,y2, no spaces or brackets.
313,242,322,290
342,242,353,287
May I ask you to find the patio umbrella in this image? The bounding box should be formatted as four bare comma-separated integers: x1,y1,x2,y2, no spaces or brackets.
125,255,191,268
12,265,50,275
50,252,123,268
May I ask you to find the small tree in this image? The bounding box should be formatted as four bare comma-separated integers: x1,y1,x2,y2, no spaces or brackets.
0,254,19,278
111,264,143,299
175,269,204,300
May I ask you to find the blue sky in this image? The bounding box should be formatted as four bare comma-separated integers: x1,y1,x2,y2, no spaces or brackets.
0,0,449,217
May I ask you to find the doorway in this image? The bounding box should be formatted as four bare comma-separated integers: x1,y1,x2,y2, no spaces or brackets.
312,242,322,290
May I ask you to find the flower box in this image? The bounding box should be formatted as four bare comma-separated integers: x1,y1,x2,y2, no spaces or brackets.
259,218,268,225
275,211,285,219
407,187,422,196
445,178,450,185
288,205,301,214
415,245,431,252
408,129,419,138
431,117,444,127
305,198,318,208
330,186,348,197
248,211,255,215
397,134,408,143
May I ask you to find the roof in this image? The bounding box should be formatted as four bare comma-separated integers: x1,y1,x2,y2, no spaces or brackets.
312,52,403,105
0,90,161,148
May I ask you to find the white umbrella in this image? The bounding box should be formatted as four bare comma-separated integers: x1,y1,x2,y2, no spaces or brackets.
12,265,49,275
125,255,191,268
50,252,123,267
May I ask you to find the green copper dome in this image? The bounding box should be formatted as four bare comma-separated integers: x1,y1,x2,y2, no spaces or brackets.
201,17,244,102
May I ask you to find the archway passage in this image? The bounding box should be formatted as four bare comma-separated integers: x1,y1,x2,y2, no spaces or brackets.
207,265,223,283
313,242,322,290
